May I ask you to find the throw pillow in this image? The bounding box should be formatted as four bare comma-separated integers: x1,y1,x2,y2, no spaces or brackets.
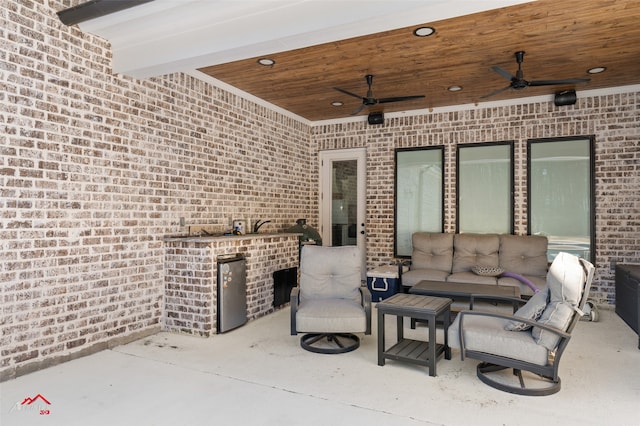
532,301,575,350
472,265,504,277
504,287,549,331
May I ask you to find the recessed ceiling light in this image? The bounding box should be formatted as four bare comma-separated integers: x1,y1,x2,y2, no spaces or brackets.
331,101,343,107
413,26,435,37
257,58,275,66
587,66,606,74
448,85,463,92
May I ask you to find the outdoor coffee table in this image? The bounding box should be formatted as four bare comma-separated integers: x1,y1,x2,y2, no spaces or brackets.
409,280,520,310
376,293,452,377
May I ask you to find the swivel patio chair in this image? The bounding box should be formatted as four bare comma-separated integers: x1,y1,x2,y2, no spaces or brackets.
448,252,595,396
290,245,371,354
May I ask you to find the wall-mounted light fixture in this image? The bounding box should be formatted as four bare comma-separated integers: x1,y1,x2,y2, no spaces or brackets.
368,112,384,125
554,90,577,106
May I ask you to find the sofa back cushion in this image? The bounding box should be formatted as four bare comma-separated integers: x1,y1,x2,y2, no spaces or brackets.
499,234,549,276
452,233,500,273
411,232,454,273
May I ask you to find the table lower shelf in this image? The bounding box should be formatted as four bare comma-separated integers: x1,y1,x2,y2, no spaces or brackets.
382,338,445,367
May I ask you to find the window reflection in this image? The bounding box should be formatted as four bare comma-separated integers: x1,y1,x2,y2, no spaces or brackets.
395,147,444,257
528,137,595,262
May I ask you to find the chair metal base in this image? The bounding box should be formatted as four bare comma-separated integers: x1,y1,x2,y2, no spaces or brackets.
300,333,360,354
476,362,561,396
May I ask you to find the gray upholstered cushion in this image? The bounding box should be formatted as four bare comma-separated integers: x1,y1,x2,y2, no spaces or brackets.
401,268,449,286
546,251,585,305
299,245,361,303
448,314,549,366
296,299,367,333
411,232,454,272
532,301,575,350
531,252,586,350
499,234,549,276
452,234,500,273
447,271,497,285
504,287,549,331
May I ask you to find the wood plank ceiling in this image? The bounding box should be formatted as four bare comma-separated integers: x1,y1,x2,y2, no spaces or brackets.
197,0,640,121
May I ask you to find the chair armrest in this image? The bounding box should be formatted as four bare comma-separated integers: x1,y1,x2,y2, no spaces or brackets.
359,286,372,335
470,294,526,313
290,287,300,335
457,309,571,360
360,286,372,334
397,260,411,286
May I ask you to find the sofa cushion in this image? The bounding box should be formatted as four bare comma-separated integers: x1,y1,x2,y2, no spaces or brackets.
411,232,454,273
452,233,500,273
447,271,497,285
499,234,548,276
401,269,449,286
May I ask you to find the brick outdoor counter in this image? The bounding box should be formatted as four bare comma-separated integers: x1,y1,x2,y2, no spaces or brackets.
163,233,300,336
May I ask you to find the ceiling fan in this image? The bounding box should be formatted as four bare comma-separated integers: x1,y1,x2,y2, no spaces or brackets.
334,74,425,115
481,51,590,99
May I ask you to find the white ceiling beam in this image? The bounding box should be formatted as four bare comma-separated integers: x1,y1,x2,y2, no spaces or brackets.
77,0,534,78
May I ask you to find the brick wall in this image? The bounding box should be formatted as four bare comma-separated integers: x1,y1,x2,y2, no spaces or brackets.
2,0,638,380
1,1,313,380
312,92,640,304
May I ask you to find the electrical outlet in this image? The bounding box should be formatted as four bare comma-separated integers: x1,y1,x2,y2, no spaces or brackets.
179,217,185,227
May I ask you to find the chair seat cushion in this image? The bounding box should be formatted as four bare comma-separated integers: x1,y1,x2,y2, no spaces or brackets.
296,299,367,333
448,314,549,366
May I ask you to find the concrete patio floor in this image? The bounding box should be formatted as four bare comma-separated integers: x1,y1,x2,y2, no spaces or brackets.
1,305,638,426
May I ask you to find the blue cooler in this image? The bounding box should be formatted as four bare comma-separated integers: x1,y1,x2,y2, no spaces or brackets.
366,264,407,302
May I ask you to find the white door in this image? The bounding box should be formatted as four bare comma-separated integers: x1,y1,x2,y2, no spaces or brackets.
319,148,367,276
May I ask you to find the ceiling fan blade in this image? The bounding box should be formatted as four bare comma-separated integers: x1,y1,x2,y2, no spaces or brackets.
528,78,591,86
333,87,363,100
350,104,366,115
491,66,516,81
480,85,512,99
378,95,425,104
